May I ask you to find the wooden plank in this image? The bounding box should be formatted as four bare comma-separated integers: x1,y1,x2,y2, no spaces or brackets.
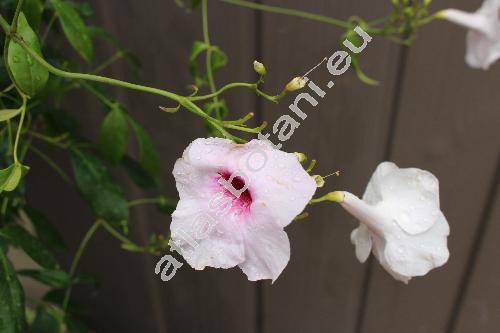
88,1,259,332
255,1,403,332
453,160,500,333
28,1,259,332
359,0,500,332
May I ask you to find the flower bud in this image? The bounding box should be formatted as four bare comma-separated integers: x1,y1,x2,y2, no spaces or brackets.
294,152,307,163
325,191,344,203
253,60,267,76
285,77,307,92
313,175,325,188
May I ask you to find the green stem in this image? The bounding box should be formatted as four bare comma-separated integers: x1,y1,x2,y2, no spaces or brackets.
80,81,118,110
10,0,24,32
27,130,69,148
128,197,162,208
92,50,125,74
4,31,218,123
62,220,102,311
202,0,222,119
29,145,72,184
220,0,350,29
189,82,279,103
12,94,27,164
41,12,57,45
101,221,135,246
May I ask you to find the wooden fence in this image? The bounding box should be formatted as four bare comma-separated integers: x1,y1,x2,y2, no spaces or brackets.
24,0,500,332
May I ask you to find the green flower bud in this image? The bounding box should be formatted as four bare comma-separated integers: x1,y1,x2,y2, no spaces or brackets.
253,60,267,76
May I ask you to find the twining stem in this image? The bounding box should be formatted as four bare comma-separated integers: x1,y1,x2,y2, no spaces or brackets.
128,197,163,208
62,220,102,311
41,12,57,45
92,50,125,74
202,0,226,120
13,94,27,164
10,0,24,32
29,145,72,184
189,81,279,103
220,0,350,29
100,221,136,246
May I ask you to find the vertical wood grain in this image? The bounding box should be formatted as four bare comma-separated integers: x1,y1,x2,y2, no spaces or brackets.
451,157,499,333
359,1,500,332
255,1,404,332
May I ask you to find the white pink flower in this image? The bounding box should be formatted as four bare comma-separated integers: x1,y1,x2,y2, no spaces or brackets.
441,0,500,69
169,138,317,282
339,162,450,283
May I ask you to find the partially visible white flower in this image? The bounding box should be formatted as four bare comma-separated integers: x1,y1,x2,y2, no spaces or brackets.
440,0,500,69
340,162,450,283
170,138,317,282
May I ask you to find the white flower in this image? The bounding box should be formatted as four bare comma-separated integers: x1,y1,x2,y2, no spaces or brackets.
441,0,500,69
170,138,317,282
340,162,450,283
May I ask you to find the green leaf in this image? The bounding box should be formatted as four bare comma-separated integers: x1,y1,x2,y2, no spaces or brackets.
129,119,160,178
64,316,87,333
30,305,62,333
50,0,93,62
22,0,44,31
99,107,128,163
189,41,209,73
7,13,49,97
24,207,66,252
17,269,70,289
70,148,129,224
0,225,58,270
0,108,21,122
0,163,29,193
210,46,228,73
120,155,158,190
0,248,26,333
188,41,227,86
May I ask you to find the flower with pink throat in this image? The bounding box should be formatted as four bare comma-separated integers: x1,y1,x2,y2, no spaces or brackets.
440,0,500,69
169,138,317,282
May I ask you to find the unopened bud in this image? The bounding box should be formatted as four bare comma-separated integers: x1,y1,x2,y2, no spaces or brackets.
325,191,345,203
285,77,307,92
294,152,307,163
313,175,325,188
253,60,267,76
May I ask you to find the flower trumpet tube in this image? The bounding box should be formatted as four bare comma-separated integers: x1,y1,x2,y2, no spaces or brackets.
336,162,450,283
439,0,500,69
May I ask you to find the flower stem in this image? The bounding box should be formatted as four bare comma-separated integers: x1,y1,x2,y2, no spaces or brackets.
128,197,162,208
12,94,27,164
220,0,350,29
62,220,102,311
29,145,72,185
202,0,222,119
10,0,24,32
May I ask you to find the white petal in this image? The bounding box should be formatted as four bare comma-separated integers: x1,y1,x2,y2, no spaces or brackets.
170,197,245,270
466,30,500,69
238,203,290,282
365,163,440,235
382,212,450,281
362,161,398,205
350,224,372,263
233,140,317,227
